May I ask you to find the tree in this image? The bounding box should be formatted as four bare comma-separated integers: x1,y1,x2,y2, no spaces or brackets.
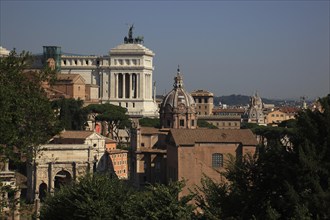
196,95,330,219
139,117,160,128
40,174,133,220
84,103,131,145
197,120,218,129
0,50,61,162
125,181,195,220
40,175,195,220
51,98,87,130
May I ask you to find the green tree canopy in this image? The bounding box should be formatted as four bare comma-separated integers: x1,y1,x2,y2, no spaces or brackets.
40,174,132,220
196,95,330,219
125,181,195,220
51,98,87,130
139,117,160,128
40,174,195,220
84,103,131,145
197,120,218,129
0,50,61,162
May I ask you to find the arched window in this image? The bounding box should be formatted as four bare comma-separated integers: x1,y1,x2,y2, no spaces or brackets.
212,153,223,168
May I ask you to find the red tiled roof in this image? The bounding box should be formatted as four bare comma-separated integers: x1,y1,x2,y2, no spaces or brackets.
279,107,300,114
140,127,168,135
105,138,117,143
54,130,94,140
169,129,258,146
212,108,245,113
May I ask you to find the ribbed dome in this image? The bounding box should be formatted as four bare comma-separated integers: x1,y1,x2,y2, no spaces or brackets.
160,68,195,112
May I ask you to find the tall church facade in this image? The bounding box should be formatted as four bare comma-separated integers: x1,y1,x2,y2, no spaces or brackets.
246,92,266,125
31,27,158,117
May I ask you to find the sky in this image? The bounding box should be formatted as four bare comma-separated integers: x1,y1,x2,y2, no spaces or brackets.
1,0,329,100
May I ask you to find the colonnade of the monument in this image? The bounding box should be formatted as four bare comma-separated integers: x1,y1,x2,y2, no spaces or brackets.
114,73,152,99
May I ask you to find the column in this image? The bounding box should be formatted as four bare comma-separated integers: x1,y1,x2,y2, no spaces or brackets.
115,73,118,98
123,74,126,99
99,71,103,99
13,189,21,220
108,72,111,99
73,162,77,181
140,73,144,99
130,74,133,98
48,163,54,195
137,73,140,98
34,163,38,201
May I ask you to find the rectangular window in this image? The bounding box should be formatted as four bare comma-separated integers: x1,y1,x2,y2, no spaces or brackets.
191,120,195,127
212,153,223,168
180,119,184,127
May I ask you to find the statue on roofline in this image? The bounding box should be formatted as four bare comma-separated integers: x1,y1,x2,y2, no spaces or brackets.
124,24,144,44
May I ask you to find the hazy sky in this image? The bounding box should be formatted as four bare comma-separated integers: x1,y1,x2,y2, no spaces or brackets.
1,1,329,99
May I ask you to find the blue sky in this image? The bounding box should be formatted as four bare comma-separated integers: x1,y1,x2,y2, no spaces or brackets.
1,0,329,99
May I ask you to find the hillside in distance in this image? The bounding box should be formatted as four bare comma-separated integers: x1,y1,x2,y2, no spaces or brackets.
214,94,289,106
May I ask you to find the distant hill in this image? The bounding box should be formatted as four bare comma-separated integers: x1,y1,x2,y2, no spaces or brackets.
214,94,286,106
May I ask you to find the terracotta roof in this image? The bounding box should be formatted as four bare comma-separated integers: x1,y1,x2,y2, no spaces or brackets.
105,138,117,143
54,130,94,139
279,107,300,114
140,127,167,135
56,74,85,84
213,108,245,113
169,129,258,146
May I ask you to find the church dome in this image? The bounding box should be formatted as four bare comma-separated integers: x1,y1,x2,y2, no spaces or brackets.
160,67,197,129
160,68,195,112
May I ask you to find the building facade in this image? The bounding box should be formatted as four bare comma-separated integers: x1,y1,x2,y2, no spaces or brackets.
31,27,158,117
0,46,10,57
265,107,298,125
246,92,266,125
191,89,214,116
108,42,158,117
105,138,128,179
167,129,258,196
